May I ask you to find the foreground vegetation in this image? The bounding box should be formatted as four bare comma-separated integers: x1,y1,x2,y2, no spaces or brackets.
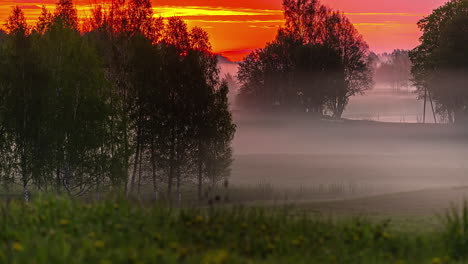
2,197,468,263
0,0,235,202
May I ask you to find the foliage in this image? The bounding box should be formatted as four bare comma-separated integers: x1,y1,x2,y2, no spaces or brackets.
0,196,463,264
409,0,468,123
237,0,372,118
372,50,413,91
0,1,236,202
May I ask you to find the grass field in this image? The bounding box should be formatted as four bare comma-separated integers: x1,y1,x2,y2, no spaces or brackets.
3,96,467,263
3,196,468,263
230,113,468,215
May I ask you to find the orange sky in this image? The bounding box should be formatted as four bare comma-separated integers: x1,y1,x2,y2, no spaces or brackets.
0,0,449,61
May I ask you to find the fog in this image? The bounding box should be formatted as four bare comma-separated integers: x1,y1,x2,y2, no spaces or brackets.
228,87,468,213
343,84,428,123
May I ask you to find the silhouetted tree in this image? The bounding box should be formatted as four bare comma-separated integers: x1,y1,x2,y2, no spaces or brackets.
410,0,468,123
237,0,371,118
0,1,236,203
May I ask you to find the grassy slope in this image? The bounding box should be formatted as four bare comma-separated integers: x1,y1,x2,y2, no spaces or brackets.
1,197,468,264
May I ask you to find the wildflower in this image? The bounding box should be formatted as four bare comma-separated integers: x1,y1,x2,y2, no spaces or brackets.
113,203,119,209
59,219,69,225
88,232,96,238
154,233,161,241
431,257,441,264
94,240,105,248
169,242,179,250
12,242,23,252
266,243,275,251
202,250,229,264
196,215,204,222
382,232,391,239
292,239,301,247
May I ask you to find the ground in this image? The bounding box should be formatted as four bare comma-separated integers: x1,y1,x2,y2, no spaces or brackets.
229,111,468,222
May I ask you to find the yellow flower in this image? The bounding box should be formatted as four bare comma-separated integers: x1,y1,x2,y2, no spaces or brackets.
154,233,161,241
12,242,23,252
59,219,69,226
431,257,441,264
202,250,229,264
94,240,105,248
266,243,275,250
292,239,301,247
196,215,204,222
169,242,179,250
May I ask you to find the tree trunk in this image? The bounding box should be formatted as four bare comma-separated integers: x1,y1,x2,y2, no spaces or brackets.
167,127,176,203
177,171,181,207
129,126,141,196
198,159,203,202
176,150,182,207
23,183,29,202
151,140,158,202
137,146,143,196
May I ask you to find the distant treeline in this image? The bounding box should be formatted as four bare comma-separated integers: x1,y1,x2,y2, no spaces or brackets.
236,0,468,124
0,0,235,202
368,50,412,92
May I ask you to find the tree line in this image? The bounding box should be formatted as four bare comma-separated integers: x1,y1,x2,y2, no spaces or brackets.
368,50,412,92
236,0,468,124
236,0,373,119
0,0,236,203
410,0,468,124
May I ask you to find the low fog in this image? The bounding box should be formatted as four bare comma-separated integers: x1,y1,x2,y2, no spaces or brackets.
227,84,468,214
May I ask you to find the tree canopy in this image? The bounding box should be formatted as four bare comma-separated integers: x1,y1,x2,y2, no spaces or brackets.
409,0,468,123
0,0,236,203
237,0,372,118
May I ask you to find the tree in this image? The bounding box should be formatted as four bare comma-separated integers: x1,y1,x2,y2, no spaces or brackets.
374,50,412,91
34,2,111,195
54,0,79,30
237,0,371,118
34,6,53,34
0,1,237,203
0,6,39,200
409,0,468,123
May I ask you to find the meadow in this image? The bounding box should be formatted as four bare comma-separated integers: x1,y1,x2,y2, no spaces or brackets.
2,196,468,264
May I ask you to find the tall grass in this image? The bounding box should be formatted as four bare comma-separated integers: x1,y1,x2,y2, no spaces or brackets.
442,201,468,260
0,196,464,263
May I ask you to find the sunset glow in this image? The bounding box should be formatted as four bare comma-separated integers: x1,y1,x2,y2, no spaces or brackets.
0,0,449,61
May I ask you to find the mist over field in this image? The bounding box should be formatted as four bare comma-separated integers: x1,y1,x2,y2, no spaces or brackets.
228,86,468,213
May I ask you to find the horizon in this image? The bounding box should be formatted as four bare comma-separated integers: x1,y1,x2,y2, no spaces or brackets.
0,0,449,61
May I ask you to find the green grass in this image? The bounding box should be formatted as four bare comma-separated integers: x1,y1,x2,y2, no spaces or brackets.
0,196,466,263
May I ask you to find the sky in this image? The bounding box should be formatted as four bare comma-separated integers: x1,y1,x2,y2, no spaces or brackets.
0,0,449,61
